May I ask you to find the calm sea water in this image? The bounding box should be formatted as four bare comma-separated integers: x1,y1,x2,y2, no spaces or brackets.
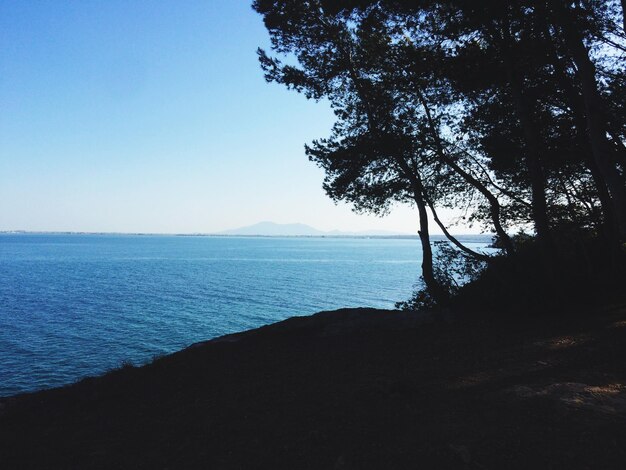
0,233,489,396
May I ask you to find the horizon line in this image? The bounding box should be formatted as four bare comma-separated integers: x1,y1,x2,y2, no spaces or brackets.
0,230,495,239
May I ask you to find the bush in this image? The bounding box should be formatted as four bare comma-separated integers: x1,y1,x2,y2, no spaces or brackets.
398,233,626,314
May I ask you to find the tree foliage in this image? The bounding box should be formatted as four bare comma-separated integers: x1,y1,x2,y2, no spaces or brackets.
254,0,626,308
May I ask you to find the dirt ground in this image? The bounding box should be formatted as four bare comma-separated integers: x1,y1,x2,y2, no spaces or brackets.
1,305,625,469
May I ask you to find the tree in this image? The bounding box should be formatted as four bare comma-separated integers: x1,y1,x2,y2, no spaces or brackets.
254,0,626,306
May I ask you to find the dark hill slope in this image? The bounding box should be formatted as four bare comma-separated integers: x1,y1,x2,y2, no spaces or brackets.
1,307,626,469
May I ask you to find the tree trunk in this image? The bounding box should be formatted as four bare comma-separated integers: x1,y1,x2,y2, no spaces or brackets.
415,193,443,304
507,70,555,252
556,4,626,240
395,158,448,305
491,19,555,253
541,26,620,246
415,89,516,255
426,198,491,262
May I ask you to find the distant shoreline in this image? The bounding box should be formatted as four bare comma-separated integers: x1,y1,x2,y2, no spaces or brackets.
0,231,493,241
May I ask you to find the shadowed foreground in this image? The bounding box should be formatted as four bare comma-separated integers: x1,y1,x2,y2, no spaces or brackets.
1,307,626,469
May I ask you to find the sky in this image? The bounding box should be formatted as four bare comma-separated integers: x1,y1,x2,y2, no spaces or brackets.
0,0,474,235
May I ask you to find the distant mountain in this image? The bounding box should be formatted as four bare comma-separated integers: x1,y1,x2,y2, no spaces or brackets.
219,222,324,236
218,221,409,237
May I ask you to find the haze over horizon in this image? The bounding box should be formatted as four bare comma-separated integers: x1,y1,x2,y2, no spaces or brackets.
0,1,479,235
1,220,413,236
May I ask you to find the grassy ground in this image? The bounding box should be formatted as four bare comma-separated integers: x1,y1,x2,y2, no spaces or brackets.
1,306,626,469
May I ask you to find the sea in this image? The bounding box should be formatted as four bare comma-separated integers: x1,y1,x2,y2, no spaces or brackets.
0,233,491,396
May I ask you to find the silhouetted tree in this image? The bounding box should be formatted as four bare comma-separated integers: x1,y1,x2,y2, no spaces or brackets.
254,0,626,306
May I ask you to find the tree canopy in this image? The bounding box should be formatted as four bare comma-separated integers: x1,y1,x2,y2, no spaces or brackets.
254,0,626,308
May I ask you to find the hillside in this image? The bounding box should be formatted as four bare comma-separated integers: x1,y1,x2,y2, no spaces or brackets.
1,306,626,469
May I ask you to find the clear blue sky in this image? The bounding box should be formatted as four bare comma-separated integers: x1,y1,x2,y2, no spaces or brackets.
0,0,468,234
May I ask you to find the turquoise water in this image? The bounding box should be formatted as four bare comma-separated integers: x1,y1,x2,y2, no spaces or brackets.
0,233,488,396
